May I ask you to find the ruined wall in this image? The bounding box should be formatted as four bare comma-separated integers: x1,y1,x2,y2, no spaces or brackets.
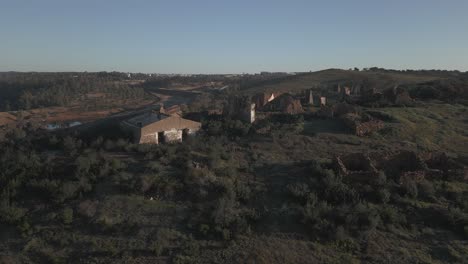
355,120,385,137
252,92,280,107
334,150,468,185
225,96,256,123
308,90,314,104
333,103,358,117
341,113,384,136
320,97,327,106
263,94,304,114
333,153,379,183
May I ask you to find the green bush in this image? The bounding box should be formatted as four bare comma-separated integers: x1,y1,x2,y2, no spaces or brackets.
401,180,418,198
62,207,73,224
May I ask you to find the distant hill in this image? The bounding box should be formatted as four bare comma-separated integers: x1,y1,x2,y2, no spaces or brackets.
239,69,450,95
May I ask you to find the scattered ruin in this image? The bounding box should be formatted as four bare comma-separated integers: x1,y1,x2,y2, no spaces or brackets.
332,103,359,117
160,104,182,116
252,92,280,108
316,105,334,118
262,93,304,114
224,96,256,123
333,150,468,185
383,86,413,105
320,96,327,106
307,89,314,105
341,113,384,136
334,153,379,183
121,111,201,144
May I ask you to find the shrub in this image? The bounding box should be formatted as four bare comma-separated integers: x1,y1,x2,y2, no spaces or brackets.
418,180,435,200
377,189,391,204
287,182,310,201
401,180,418,199
62,207,73,224
379,205,406,226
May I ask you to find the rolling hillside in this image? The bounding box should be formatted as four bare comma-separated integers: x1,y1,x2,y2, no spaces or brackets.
240,69,446,95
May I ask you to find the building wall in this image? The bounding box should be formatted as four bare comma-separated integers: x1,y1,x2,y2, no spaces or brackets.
120,122,143,143
163,129,183,143
320,97,327,106
140,132,158,144
250,103,256,123
122,116,202,144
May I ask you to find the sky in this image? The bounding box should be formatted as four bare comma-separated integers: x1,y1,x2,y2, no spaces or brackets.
1,0,468,73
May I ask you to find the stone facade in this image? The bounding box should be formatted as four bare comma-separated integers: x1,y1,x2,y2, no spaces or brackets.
308,90,314,105
341,113,384,136
121,112,201,144
320,97,327,106
225,96,256,123
262,93,304,114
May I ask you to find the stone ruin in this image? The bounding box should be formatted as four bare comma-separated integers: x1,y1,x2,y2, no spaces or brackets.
373,151,428,183
383,86,413,105
262,93,304,114
344,87,351,96
252,92,280,108
333,153,379,184
332,103,359,117
320,96,327,106
341,113,384,137
224,96,256,123
307,89,314,105
421,152,467,181
360,86,413,106
334,150,468,185
316,105,334,118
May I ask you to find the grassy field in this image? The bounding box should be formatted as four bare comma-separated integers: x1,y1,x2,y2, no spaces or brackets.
370,103,468,155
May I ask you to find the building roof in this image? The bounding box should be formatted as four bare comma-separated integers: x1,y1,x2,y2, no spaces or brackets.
123,111,201,132
125,112,170,127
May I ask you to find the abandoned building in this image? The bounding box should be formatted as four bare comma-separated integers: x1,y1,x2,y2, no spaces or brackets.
383,86,413,105
344,87,351,96
334,153,379,184
332,151,459,185
252,92,280,107
160,104,182,116
224,96,256,123
320,96,327,106
333,103,359,117
341,113,384,136
262,93,304,114
120,111,201,144
306,89,314,105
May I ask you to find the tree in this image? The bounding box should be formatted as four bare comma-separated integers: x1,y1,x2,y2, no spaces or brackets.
19,91,34,110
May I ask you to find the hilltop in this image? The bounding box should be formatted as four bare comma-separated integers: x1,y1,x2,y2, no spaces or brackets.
237,68,451,95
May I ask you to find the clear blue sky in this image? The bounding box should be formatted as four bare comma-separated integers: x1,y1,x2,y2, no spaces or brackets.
1,0,468,73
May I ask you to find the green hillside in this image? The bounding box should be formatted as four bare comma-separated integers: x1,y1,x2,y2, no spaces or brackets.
241,69,444,95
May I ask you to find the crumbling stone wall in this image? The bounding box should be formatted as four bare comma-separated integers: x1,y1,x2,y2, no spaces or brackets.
316,105,334,118
341,113,384,136
333,153,379,183
383,86,413,105
333,103,358,117
334,150,468,185
252,92,280,108
225,96,256,123
262,94,304,114
422,152,467,181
